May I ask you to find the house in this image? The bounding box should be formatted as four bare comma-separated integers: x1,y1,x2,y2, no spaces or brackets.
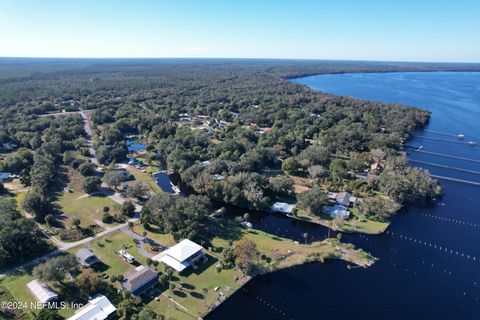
67,294,116,320
27,279,58,306
0,172,13,183
75,248,100,267
121,265,158,296
330,192,357,207
271,202,295,214
212,174,225,181
155,239,206,272
1,142,18,151
323,205,350,219
199,160,211,168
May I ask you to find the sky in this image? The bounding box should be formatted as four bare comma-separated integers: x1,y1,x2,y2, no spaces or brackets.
1,0,479,62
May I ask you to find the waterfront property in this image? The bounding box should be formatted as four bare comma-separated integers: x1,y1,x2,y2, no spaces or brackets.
27,279,58,306
121,265,159,296
271,202,295,214
154,239,206,272
75,248,100,267
328,192,357,207
323,204,350,219
67,294,116,320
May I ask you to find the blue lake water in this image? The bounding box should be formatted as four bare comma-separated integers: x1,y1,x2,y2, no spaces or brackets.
207,72,480,320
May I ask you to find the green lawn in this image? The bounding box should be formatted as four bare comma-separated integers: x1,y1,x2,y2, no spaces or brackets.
295,208,389,235
55,191,117,229
0,270,75,319
126,165,163,194
133,219,368,320
68,231,147,276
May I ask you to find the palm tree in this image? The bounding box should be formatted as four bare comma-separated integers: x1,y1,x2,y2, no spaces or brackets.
202,287,208,306
302,232,309,244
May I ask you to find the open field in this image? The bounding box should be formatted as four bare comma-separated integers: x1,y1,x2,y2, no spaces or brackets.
55,190,116,229
295,208,389,235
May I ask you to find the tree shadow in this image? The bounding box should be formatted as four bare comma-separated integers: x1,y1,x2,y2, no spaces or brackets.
91,261,110,273
173,290,187,297
180,283,195,290
189,291,204,299
181,254,217,277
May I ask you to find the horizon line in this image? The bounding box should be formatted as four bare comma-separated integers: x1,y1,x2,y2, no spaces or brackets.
1,56,480,65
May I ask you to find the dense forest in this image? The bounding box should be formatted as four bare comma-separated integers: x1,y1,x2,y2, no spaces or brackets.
2,58,478,267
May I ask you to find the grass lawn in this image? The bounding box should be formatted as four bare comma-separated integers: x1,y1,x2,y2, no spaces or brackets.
0,270,75,319
147,256,245,320
133,219,373,320
55,191,117,229
126,165,163,194
295,208,389,235
68,230,147,276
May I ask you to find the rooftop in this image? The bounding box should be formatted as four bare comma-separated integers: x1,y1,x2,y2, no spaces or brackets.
271,202,295,213
122,265,158,294
163,239,203,262
27,279,58,304
67,295,116,320
75,248,98,264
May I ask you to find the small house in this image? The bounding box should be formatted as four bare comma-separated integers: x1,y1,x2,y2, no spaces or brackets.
155,239,206,273
330,192,357,207
27,279,58,306
76,248,100,267
199,160,211,168
67,294,116,320
271,202,295,214
324,205,350,219
121,265,158,296
212,174,225,181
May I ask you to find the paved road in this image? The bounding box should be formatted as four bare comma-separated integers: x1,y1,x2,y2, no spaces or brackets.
121,227,156,258
79,110,97,164
0,110,144,278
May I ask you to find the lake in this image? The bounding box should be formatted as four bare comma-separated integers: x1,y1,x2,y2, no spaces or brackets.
207,72,480,320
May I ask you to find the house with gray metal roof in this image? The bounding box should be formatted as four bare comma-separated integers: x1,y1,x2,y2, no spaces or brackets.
75,248,100,267
121,265,158,296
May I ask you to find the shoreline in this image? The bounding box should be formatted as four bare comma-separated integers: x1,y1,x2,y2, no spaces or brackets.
202,235,376,319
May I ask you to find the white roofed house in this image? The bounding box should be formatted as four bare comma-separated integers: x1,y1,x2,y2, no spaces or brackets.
323,205,350,219
271,202,295,214
67,294,116,320
153,239,206,272
27,279,58,306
